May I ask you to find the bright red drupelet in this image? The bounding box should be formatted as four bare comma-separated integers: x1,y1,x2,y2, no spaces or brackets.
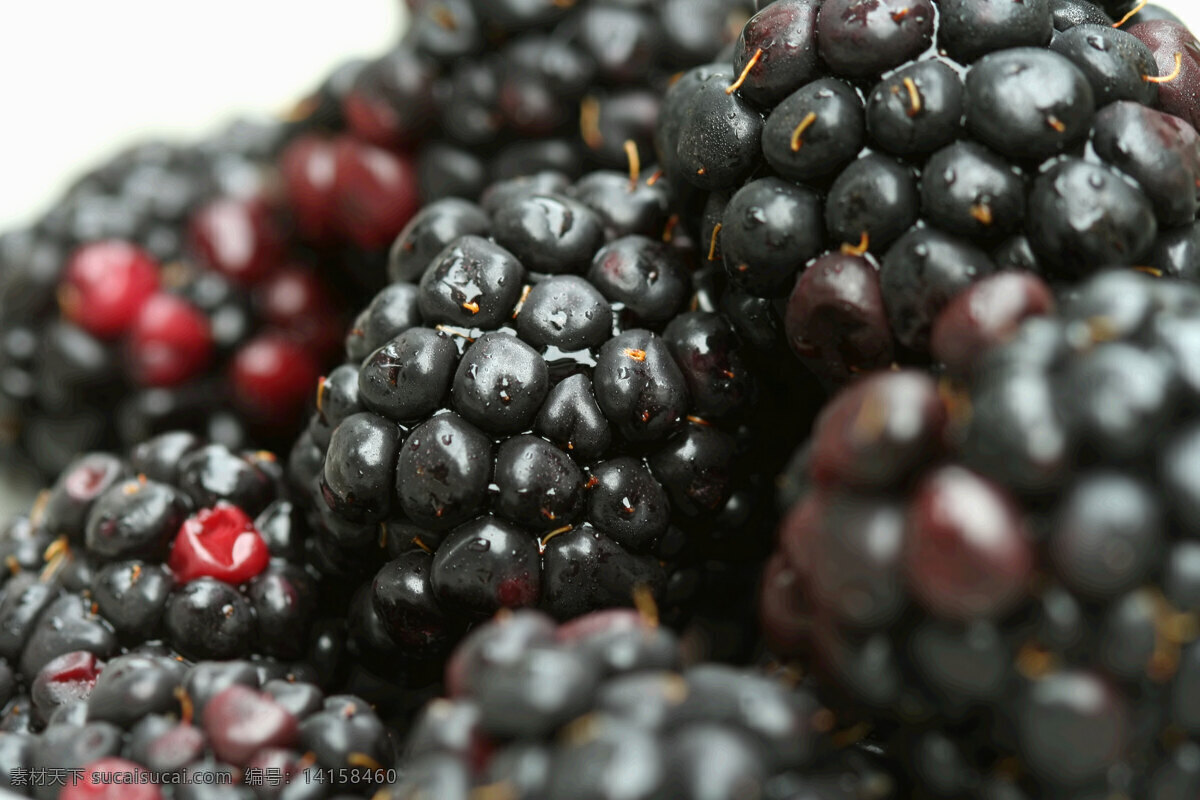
169,504,270,586
61,241,160,340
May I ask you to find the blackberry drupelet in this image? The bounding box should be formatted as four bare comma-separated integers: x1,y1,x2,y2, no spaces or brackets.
763,270,1200,798
288,167,814,677
658,0,1200,387
378,607,897,800
0,122,346,478
1,654,394,798
0,432,328,694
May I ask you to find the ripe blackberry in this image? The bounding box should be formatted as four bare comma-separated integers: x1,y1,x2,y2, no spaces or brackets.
0,432,327,693
763,270,1200,797
0,123,345,478
658,0,1200,387
376,607,897,800
277,0,753,263
2,654,394,798
288,168,813,677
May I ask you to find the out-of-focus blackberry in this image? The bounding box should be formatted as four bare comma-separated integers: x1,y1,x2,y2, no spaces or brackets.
763,270,1200,798
288,167,818,681
0,123,346,478
657,0,1200,387
377,607,898,800
277,0,754,256
0,432,329,696
1,653,394,799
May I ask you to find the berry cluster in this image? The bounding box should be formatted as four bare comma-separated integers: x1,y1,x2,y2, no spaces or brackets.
297,0,749,200
1,655,393,800
659,0,1200,385
0,124,344,478
272,0,756,299
286,167,806,675
763,270,1200,797
0,432,324,686
5,2,1200,797
379,607,896,800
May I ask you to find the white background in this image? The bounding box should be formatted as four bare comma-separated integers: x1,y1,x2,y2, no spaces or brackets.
0,0,1195,516
0,0,403,228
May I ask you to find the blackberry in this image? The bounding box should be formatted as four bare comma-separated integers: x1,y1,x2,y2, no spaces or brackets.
0,432,327,692
658,0,1200,386
763,271,1200,797
289,168,813,677
0,123,346,478
277,0,753,261
2,654,394,798
378,607,898,800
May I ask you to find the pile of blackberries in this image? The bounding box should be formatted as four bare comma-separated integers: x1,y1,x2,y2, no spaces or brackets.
381,608,897,800
765,271,1200,797
3,1,1200,798
659,0,1200,386
0,433,326,676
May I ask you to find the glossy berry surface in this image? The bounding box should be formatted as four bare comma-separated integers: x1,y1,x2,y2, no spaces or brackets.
229,334,323,429
290,169,813,678
657,0,1200,387
378,608,897,800
764,270,1200,798
59,241,160,341
2,655,392,798
187,197,286,285
279,0,752,242
126,293,216,388
0,432,323,681
167,505,270,586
